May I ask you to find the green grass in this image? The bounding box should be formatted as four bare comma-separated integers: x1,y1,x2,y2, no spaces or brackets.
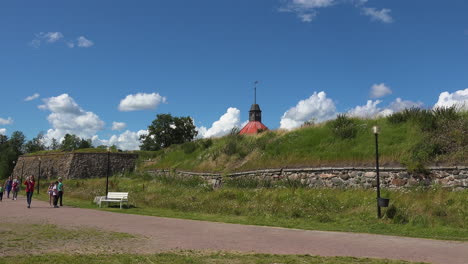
36,175,468,241
138,110,467,172
0,252,427,264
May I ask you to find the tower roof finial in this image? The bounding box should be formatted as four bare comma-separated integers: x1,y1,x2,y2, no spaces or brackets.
254,81,259,105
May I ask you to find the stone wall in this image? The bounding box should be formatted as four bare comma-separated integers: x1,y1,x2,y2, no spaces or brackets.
12,152,138,181
146,167,468,189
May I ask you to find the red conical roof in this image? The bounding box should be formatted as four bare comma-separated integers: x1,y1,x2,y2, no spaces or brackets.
239,121,268,135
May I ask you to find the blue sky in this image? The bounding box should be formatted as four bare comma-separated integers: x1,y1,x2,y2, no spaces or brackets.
1,0,468,149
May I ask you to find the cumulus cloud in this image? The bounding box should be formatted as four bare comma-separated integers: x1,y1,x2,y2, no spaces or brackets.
0,117,13,125
362,7,393,23
24,93,40,101
434,88,468,110
0,128,6,135
92,130,148,151
112,122,127,131
198,107,242,138
39,94,105,144
280,91,337,130
348,98,423,118
118,92,167,112
77,36,94,48
370,83,392,98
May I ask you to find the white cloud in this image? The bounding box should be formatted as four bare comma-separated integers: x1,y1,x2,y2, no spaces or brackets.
0,128,6,135
39,94,105,144
280,91,337,130
30,32,94,49
370,83,392,98
279,1,393,23
362,7,393,23
279,0,334,22
77,36,94,48
198,107,241,138
434,88,468,110
387,98,423,112
118,92,167,112
24,93,40,101
0,117,13,125
112,122,127,131
348,98,423,118
348,100,385,118
30,32,64,47
92,130,148,151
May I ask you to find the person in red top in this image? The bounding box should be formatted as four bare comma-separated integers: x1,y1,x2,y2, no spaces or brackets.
24,176,35,208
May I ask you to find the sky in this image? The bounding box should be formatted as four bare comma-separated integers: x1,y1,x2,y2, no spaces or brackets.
1,0,468,150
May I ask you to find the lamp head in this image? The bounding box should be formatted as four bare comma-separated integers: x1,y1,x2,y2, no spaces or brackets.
372,126,380,135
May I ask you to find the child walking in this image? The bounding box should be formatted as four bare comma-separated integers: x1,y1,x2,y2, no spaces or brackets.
47,182,54,206
52,181,59,208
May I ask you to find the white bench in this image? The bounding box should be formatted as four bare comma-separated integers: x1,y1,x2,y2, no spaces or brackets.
98,192,129,209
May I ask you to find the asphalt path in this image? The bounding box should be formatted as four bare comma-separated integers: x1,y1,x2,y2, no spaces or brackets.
1,197,467,264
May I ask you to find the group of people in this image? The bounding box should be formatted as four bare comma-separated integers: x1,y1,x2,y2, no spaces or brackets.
0,176,21,201
0,175,64,209
47,178,64,208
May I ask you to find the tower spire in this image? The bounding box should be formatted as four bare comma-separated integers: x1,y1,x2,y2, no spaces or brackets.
254,81,258,105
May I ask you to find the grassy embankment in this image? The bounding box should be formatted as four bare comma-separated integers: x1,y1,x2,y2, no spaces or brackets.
138,108,467,173
34,173,468,241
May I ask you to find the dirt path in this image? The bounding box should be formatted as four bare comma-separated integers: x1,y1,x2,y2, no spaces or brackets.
1,197,467,264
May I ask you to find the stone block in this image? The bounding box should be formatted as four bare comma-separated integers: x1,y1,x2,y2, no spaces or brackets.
391,178,407,187
364,172,376,178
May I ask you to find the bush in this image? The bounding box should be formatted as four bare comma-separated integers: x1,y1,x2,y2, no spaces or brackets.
329,114,358,139
182,141,198,154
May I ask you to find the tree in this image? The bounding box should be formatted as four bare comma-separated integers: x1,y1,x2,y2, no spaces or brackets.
50,138,60,150
8,131,25,156
140,114,198,151
24,132,46,153
60,134,81,151
78,138,92,149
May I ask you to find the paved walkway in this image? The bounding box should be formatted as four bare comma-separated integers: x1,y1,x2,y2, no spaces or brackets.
1,197,467,264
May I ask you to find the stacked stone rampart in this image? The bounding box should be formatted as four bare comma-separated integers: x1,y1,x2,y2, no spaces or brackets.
146,167,468,189
12,152,138,181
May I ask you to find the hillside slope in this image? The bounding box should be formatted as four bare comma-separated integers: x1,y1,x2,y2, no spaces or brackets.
139,109,467,173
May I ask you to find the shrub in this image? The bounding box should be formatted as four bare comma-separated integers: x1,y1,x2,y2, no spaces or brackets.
182,141,198,154
329,114,358,139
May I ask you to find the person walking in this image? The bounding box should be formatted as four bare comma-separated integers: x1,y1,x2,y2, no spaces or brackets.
4,176,12,199
24,176,35,208
57,177,64,207
11,177,19,200
47,182,54,206
0,185,3,202
52,181,59,208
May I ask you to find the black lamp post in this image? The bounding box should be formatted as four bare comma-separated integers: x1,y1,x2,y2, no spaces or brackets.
37,157,41,194
373,126,382,218
21,159,24,183
105,148,110,198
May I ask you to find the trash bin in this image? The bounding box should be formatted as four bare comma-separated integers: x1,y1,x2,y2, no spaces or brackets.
378,197,390,207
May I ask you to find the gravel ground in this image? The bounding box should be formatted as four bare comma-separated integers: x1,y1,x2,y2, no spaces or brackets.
1,196,467,264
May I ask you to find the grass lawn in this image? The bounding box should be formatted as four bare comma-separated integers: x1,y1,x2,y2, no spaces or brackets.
0,252,427,264
33,175,468,241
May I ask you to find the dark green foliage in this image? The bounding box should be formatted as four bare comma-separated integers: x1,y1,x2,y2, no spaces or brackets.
182,141,197,154
60,134,94,151
25,132,46,153
140,114,198,151
0,131,26,179
329,114,358,139
198,138,213,149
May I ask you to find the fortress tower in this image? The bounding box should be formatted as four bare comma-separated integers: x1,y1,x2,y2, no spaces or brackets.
239,82,268,135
